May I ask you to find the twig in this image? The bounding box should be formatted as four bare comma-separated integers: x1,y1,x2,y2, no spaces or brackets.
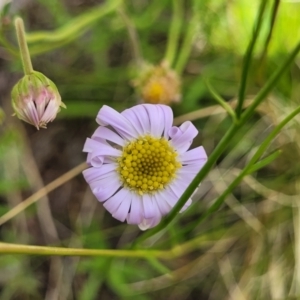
0,162,87,226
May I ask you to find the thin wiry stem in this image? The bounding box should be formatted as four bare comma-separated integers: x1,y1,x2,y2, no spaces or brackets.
180,105,300,233
205,79,237,122
235,0,268,117
134,38,300,246
118,7,143,66
23,0,122,56
164,0,183,67
0,242,170,258
0,229,228,257
174,0,199,74
0,162,87,226
241,40,300,123
14,17,33,75
258,0,280,69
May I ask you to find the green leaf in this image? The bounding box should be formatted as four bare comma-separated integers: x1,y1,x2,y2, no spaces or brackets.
246,149,282,174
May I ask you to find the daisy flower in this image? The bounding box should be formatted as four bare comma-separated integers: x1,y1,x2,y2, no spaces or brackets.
83,104,207,230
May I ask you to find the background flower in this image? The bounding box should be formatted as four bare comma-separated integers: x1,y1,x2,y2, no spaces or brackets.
132,61,181,105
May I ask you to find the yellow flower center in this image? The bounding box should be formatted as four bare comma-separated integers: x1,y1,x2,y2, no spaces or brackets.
143,81,165,104
117,135,181,195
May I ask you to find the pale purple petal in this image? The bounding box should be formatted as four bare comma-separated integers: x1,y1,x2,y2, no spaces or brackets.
144,104,164,137
103,189,129,215
142,194,157,219
40,99,58,123
138,216,161,230
92,126,125,146
168,179,193,212
90,155,104,167
159,187,178,207
180,146,208,164
160,105,173,139
112,192,132,222
126,193,144,224
83,164,117,183
153,191,172,215
122,105,150,135
178,164,204,175
168,126,182,139
96,105,138,140
170,121,198,153
86,153,92,165
83,138,122,157
137,104,174,138
35,92,47,119
92,175,122,202
104,156,116,164
163,186,191,212
23,101,39,127
169,178,187,197
90,172,121,190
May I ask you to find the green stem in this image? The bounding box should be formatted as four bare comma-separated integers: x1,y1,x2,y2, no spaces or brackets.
241,40,300,123
134,38,300,246
26,0,121,44
258,0,280,66
248,105,300,165
174,0,199,74
164,0,183,66
23,0,122,56
0,231,224,257
247,150,281,173
0,242,169,258
189,105,300,231
205,79,237,122
14,17,33,75
193,168,251,228
235,0,268,118
118,7,143,66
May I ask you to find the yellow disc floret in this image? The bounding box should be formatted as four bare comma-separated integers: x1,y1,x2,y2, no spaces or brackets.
117,135,181,195
142,81,165,104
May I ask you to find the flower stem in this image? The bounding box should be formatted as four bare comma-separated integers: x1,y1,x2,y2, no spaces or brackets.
134,38,300,246
241,39,300,123
0,162,87,226
0,242,169,258
164,0,183,67
257,0,280,72
235,0,267,118
190,106,300,231
205,79,237,122
0,229,227,257
174,0,199,74
25,0,122,55
118,7,143,66
14,17,33,75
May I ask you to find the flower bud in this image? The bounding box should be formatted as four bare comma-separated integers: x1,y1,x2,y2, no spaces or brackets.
133,61,181,105
11,71,66,129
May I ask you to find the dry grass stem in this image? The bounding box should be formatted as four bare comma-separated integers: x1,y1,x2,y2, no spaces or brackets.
0,162,87,226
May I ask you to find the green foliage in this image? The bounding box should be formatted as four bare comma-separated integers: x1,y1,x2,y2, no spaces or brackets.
1,0,300,299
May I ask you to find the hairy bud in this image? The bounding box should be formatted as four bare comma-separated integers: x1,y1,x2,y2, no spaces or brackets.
11,71,66,129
